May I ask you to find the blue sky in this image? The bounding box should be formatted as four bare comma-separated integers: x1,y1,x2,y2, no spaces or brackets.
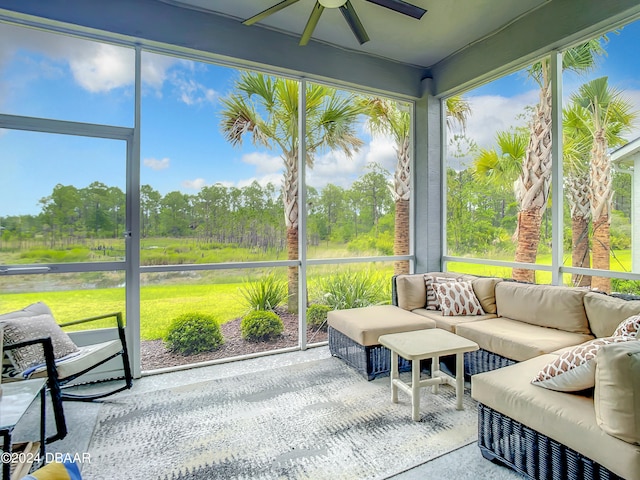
1,18,640,216
454,20,640,167
0,21,396,216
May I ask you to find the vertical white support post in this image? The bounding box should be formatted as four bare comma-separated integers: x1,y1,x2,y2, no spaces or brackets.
127,45,142,378
298,78,308,350
633,157,639,272
551,51,563,286
409,101,416,273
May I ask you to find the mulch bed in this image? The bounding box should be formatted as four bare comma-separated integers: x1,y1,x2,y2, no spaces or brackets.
140,308,328,371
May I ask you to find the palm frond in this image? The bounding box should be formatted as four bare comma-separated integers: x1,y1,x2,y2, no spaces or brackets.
472,130,525,187
219,95,261,146
445,95,472,132
562,38,607,75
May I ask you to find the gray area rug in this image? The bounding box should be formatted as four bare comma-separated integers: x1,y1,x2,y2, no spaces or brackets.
84,358,478,480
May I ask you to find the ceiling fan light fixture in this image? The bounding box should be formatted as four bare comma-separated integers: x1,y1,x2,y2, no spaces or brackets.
318,0,347,8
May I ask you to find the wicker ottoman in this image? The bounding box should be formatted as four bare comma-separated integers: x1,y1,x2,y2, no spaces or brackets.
327,305,436,380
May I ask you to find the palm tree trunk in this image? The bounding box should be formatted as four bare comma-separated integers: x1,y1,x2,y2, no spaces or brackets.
566,173,591,287
589,128,612,293
287,226,299,312
512,69,552,284
571,216,591,287
591,216,610,292
393,138,411,275
284,152,299,313
394,198,409,274
513,209,541,282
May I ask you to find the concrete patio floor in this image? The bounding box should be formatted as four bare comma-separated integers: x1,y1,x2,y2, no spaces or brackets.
13,346,523,479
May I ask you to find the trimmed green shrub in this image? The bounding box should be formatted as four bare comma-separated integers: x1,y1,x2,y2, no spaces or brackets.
241,310,284,341
238,274,288,312
306,304,331,330
164,312,224,355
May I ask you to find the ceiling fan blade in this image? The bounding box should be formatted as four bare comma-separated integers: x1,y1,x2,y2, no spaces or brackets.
299,2,324,46
340,1,370,45
243,0,301,26
365,0,426,20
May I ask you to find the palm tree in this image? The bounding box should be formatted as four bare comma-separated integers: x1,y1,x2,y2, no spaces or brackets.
570,76,636,292
360,98,411,274
219,72,364,312
361,95,471,275
472,129,528,241
562,103,594,287
512,40,606,283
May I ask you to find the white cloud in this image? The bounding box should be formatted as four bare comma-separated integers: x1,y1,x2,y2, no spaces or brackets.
306,136,397,189
241,152,283,174
446,89,538,169
236,173,283,189
69,44,134,93
141,52,177,90
170,74,218,106
0,22,178,95
364,136,397,172
465,90,538,149
182,178,207,190
143,157,170,170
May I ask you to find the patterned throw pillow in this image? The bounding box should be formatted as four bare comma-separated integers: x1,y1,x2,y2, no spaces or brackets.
434,281,485,316
424,275,461,310
1,302,79,373
531,336,634,392
612,315,640,338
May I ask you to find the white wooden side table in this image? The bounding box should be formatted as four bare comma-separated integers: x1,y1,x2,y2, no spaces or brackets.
378,328,479,421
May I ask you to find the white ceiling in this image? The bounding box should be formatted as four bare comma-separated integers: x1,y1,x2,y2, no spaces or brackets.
161,0,549,68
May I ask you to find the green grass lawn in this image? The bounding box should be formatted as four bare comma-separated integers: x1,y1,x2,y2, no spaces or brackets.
0,283,247,341
448,250,633,285
140,283,246,339
2,245,634,341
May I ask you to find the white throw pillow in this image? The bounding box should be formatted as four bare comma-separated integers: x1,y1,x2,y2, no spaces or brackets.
531,336,634,392
612,314,640,338
424,275,461,310
434,281,485,316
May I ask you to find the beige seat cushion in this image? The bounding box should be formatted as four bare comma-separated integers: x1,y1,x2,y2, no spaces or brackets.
411,308,497,333
584,292,640,338
395,274,427,311
595,340,640,445
472,355,640,480
495,282,590,334
327,305,435,346
27,340,122,380
455,318,594,362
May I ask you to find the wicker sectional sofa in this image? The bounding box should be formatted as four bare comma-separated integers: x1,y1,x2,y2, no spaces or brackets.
327,272,640,480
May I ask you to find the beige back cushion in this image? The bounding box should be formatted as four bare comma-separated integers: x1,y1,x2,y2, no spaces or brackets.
584,292,640,338
495,282,590,334
471,277,502,314
395,274,427,311
594,340,640,444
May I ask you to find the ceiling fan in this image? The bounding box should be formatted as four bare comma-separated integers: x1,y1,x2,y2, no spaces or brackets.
243,0,427,46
